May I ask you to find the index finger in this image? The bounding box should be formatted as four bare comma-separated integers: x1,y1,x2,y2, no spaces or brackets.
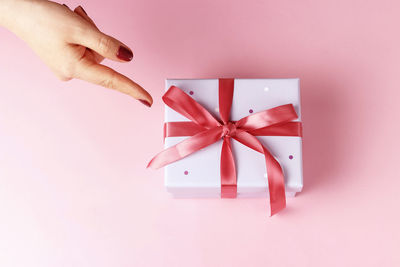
74,58,153,107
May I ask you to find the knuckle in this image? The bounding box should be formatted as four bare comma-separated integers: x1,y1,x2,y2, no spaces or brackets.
59,62,77,80
64,64,76,79
54,65,74,81
59,52,85,79
56,74,72,82
97,35,113,55
99,71,117,89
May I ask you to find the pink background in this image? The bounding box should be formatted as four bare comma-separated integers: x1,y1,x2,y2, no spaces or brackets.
1,0,399,266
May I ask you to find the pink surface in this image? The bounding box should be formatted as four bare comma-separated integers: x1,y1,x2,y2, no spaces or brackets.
0,0,399,266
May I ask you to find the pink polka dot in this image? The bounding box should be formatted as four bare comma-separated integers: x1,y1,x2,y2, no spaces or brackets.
184,170,189,175
289,155,293,160
249,109,253,113
189,91,194,95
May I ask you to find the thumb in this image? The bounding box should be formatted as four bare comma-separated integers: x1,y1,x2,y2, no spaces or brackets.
72,27,134,62
73,6,104,63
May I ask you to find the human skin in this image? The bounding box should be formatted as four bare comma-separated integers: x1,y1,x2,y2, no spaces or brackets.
0,0,153,107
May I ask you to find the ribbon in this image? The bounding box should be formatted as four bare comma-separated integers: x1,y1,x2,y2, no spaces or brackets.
148,79,302,216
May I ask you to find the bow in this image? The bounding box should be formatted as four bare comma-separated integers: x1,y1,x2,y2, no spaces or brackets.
148,79,302,215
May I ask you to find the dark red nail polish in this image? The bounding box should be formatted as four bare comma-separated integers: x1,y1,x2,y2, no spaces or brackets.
139,99,151,107
79,6,87,15
117,46,133,61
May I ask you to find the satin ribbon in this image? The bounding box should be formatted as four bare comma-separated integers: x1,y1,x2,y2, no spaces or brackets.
148,79,302,216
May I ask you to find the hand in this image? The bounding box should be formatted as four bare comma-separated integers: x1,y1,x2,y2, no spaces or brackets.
0,0,152,107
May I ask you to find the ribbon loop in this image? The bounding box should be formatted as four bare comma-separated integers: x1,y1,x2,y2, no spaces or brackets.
163,86,221,129
236,104,298,131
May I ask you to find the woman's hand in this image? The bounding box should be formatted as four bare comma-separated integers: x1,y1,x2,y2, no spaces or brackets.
0,0,152,107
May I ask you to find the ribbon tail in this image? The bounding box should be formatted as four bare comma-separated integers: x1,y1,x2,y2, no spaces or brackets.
233,131,286,216
220,137,237,198
263,147,286,216
147,127,224,169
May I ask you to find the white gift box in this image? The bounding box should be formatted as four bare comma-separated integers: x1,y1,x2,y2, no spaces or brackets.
164,79,303,198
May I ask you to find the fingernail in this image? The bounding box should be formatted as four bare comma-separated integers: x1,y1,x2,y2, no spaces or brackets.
117,46,133,61
79,5,87,15
139,99,151,107
62,4,69,8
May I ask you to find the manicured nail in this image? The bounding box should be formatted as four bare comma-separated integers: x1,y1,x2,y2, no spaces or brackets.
79,6,87,15
139,99,151,107
117,46,133,61
62,4,69,8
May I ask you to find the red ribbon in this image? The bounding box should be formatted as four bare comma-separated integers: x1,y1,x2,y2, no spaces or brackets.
148,79,302,216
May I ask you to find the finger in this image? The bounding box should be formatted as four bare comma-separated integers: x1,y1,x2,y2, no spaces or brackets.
74,6,98,30
73,6,104,63
74,58,152,107
71,23,134,62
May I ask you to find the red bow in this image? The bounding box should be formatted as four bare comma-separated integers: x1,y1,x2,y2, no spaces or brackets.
148,79,302,215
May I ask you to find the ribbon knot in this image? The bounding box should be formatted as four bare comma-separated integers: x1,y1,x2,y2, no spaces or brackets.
148,79,302,216
222,122,237,137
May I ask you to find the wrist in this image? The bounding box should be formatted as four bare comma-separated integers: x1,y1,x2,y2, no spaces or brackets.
1,0,17,27
0,0,37,30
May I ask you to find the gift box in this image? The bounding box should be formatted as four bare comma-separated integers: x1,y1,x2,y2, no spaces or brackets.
149,78,303,215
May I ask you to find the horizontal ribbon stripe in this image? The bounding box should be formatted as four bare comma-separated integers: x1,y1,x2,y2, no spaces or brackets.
164,121,302,138
164,122,208,139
